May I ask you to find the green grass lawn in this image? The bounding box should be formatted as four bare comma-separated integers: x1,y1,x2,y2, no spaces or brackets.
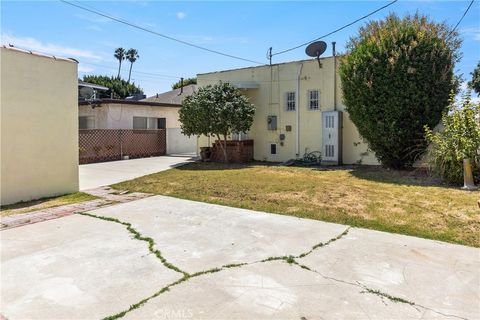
113,162,480,247
1,192,98,217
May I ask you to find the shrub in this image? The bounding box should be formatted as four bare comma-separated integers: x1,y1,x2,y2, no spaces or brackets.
340,13,461,168
425,91,480,184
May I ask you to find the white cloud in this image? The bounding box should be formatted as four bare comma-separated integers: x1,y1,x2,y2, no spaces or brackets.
1,33,103,61
460,27,480,41
176,12,186,20
78,64,94,73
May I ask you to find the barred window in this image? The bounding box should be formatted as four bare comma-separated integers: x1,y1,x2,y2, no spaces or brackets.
286,92,296,111
308,90,320,110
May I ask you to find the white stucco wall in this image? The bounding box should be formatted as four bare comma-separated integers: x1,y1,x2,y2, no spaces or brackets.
1,47,79,205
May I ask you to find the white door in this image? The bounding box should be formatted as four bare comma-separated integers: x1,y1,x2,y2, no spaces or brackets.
322,111,342,164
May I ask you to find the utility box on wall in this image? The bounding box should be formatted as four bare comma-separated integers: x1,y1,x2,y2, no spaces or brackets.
267,115,277,130
321,111,342,165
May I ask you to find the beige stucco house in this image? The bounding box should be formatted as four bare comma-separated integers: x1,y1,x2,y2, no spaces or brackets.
1,46,79,205
197,56,379,165
79,92,197,155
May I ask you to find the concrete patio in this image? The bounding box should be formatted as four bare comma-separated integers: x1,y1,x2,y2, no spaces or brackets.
79,156,194,191
1,196,479,319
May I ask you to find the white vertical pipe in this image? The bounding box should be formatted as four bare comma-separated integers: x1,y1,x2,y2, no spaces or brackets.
295,63,303,156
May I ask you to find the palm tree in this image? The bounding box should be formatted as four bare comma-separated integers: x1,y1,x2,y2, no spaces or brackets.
126,48,139,83
114,47,126,79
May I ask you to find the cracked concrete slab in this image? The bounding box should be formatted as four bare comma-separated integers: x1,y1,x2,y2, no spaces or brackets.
87,195,348,273
1,214,181,319
124,261,440,320
299,228,480,320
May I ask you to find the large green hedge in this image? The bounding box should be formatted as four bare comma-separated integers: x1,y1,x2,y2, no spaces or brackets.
340,13,461,168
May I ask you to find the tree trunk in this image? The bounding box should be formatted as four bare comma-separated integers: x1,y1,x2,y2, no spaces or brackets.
128,62,133,83
216,134,228,163
117,60,122,79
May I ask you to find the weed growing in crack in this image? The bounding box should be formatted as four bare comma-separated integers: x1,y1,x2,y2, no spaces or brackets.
297,227,350,259
223,263,247,268
362,288,415,305
285,255,296,264
93,216,353,319
103,262,251,319
77,212,189,277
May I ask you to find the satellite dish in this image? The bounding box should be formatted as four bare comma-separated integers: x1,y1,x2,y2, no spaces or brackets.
305,41,327,68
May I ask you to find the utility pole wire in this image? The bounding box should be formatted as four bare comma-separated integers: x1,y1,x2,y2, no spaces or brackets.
60,0,264,65
449,0,475,35
271,0,398,57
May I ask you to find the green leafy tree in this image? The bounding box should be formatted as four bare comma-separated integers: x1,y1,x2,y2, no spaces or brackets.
468,62,480,96
172,77,197,89
425,91,480,184
126,48,139,83
114,47,126,79
179,82,255,162
340,13,461,168
82,75,143,99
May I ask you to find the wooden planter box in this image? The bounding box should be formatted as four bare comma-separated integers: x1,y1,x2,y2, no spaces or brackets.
211,140,254,163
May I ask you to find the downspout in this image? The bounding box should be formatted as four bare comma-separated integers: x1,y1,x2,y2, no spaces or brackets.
295,62,303,157
332,41,337,111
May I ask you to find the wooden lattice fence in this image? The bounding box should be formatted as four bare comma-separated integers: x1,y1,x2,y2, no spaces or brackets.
79,129,166,164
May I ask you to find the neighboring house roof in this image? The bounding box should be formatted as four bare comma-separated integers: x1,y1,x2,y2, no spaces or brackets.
78,81,109,91
143,84,197,105
78,98,181,108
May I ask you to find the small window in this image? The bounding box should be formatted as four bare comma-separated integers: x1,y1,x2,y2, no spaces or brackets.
157,118,166,129
133,116,148,129
133,117,164,129
285,92,296,111
147,117,157,129
79,116,95,129
270,143,277,155
308,90,320,110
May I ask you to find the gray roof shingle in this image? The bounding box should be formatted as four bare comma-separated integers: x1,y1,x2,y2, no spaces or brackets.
142,84,197,105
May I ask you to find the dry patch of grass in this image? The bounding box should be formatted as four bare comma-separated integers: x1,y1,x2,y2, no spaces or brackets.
1,192,98,217
113,162,480,247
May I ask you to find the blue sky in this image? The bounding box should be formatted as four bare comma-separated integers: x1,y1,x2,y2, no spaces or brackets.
2,0,479,96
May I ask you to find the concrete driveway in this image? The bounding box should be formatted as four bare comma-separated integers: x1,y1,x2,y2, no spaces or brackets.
79,156,193,190
2,196,479,319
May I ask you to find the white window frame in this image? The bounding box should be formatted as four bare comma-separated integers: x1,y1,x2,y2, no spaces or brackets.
307,90,320,110
285,91,296,111
133,116,162,129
